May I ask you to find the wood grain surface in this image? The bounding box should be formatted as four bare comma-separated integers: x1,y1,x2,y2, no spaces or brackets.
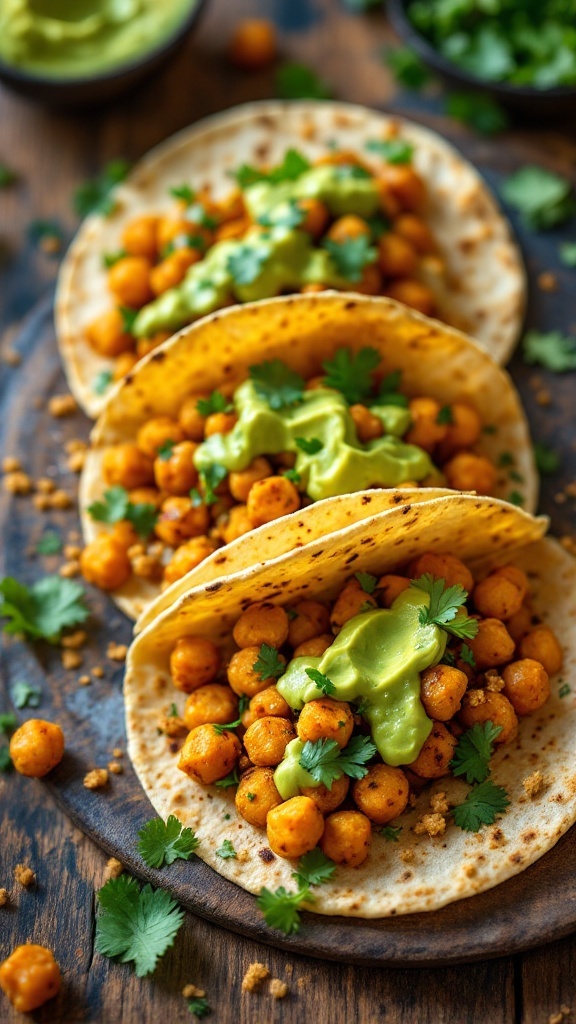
1,0,576,1020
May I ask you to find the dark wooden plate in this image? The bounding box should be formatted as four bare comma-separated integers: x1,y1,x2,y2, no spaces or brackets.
1,197,575,968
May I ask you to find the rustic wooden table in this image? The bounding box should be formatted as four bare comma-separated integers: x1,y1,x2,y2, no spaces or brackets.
1,0,576,1021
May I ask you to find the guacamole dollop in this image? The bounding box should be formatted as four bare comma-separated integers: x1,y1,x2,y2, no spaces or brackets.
0,0,197,78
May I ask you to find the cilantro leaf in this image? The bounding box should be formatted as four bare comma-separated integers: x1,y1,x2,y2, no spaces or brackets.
157,440,175,462
257,885,311,934
216,839,237,859
276,62,332,100
450,721,502,784
120,306,138,334
411,574,478,641
88,486,157,537
188,996,212,1019
137,815,199,869
385,46,430,89
0,576,88,643
230,164,267,189
560,242,576,268
283,468,301,484
559,682,571,698
365,138,414,164
267,150,311,184
292,849,336,889
501,166,575,230
452,779,510,832
93,370,114,395
95,875,184,977
322,235,377,282
11,681,42,709
170,184,195,203
226,244,269,286
185,203,218,231
333,164,371,181
0,747,12,772
379,825,402,841
103,250,127,269
460,643,476,668
299,735,376,788
36,532,62,555
198,465,228,505
295,437,323,455
534,442,561,476
436,405,453,425
215,768,239,789
509,490,525,507
373,369,408,408
355,697,371,716
196,391,233,417
169,703,179,717
355,571,378,594
249,359,304,411
446,92,508,135
523,330,576,373
0,713,17,735
336,734,377,779
253,643,285,682
305,667,336,696
258,197,305,229
74,159,130,217
322,346,380,404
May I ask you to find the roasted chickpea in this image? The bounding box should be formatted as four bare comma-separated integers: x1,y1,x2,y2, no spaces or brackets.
113,351,139,380
153,441,198,495
235,767,283,827
233,603,289,649
379,164,426,211
443,452,497,495
150,249,199,296
227,646,285,698
394,213,436,254
320,810,372,867
352,764,409,824
330,579,377,633
220,504,253,545
502,659,550,717
246,475,300,527
350,404,384,443
241,686,292,729
297,698,354,749
408,723,457,779
122,214,160,261
405,397,449,454
0,944,61,1013
409,552,474,593
108,255,153,308
266,795,325,859
204,411,238,438
228,17,277,69
288,600,331,649
474,571,524,622
293,633,334,658
229,457,273,502
243,716,296,766
170,636,221,693
506,604,534,643
378,233,417,277
420,664,468,721
179,395,208,441
9,720,64,778
85,308,133,357
111,520,140,549
518,626,563,676
437,402,482,459
163,535,218,586
215,217,251,243
385,279,435,316
301,774,350,814
154,496,210,547
80,534,131,590
468,618,515,670
178,724,241,785
183,684,238,731
376,574,410,608
137,416,185,458
459,690,518,744
129,486,164,508
327,214,371,243
103,444,154,489
354,263,382,296
298,198,330,238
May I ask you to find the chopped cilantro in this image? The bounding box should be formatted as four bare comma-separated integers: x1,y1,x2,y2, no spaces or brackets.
282,468,301,484
268,149,312,184
375,369,408,407
253,643,285,682
560,242,576,267
0,164,17,187
276,62,332,100
187,996,212,1019
436,405,453,425
410,574,478,641
170,184,195,203
365,138,414,164
450,721,502,784
0,576,88,643
355,697,371,716
212,695,249,736
0,748,12,772
460,643,476,668
440,650,457,668
286,608,299,621
322,346,380,404
169,703,179,717
509,491,525,507
333,164,371,181
137,815,199,869
509,469,524,484
185,202,218,231
120,306,138,334
258,197,305,229
198,465,228,505
305,667,336,696
95,874,184,977
74,160,130,218
249,359,304,411
523,330,576,372
501,166,574,230
88,486,157,537
196,391,233,416
0,713,17,735
452,779,510,832
322,235,377,282
534,443,561,476
157,440,175,461
299,735,376,789
246,793,256,801
215,768,239,789
384,46,430,89
102,250,127,269
379,825,402,841
446,92,508,134
216,839,237,859
162,232,206,258
257,885,311,934
559,682,571,698
498,451,515,468
11,681,41,709
295,437,323,455
355,571,378,594
36,532,62,556
93,369,114,395
292,848,336,888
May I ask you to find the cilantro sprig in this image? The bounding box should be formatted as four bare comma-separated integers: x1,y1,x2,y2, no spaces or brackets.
322,346,380,405
305,668,336,696
276,63,332,100
11,681,42,708
249,359,305,411
257,885,312,934
501,166,575,230
355,572,378,594
0,576,88,643
216,839,237,859
187,996,212,1019
36,532,62,556
253,644,285,682
365,138,414,164
410,575,478,641
196,391,233,417
74,160,130,218
226,244,269,286
523,330,576,373
379,825,402,841
295,437,323,455
450,722,502,785
292,848,336,888
95,875,184,977
88,486,157,538
137,815,199,869
322,235,377,283
452,779,510,832
299,735,376,789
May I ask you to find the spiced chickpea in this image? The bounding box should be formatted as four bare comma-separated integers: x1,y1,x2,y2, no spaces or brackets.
129,487,165,508
0,944,61,1013
352,764,409,824
408,723,457,779
506,604,534,643
154,496,210,546
86,309,134,358
518,626,563,676
220,505,253,545
246,475,300,527
9,720,64,778
354,264,382,296
404,397,449,453
204,411,238,438
227,646,285,698
153,441,198,495
183,684,238,731
80,534,131,590
229,457,273,502
320,810,372,868
150,249,200,296
385,279,435,316
468,618,515,670
163,536,218,585
394,213,436,254
179,395,209,441
243,716,296,766
298,198,330,238
266,795,325,858
170,636,221,693
420,664,468,721
113,351,139,379
437,402,482,459
297,697,354,749
330,579,377,633
301,773,350,814
459,690,518,744
474,571,524,622
121,214,160,261
103,444,154,489
228,18,277,69
293,633,334,658
233,603,289,649
178,724,241,785
377,574,410,608
379,164,426,211
241,686,292,729
235,768,283,828
350,404,384,443
327,214,371,243
502,659,550,717
288,600,331,648
137,417,185,458
409,553,474,593
108,256,153,308
443,452,497,495
111,520,140,550
377,233,417,277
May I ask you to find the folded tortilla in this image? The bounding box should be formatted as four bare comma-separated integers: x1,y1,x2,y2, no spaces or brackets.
56,100,526,418
125,492,576,918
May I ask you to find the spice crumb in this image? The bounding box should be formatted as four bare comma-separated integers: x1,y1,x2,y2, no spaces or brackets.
537,271,558,292
62,650,82,671
0,888,9,906
14,864,35,888
467,689,487,707
523,770,548,799
430,791,449,814
48,394,78,418
536,389,552,407
4,471,33,495
484,669,505,692
104,857,123,881
92,666,105,679
112,747,123,759
36,477,55,495
242,962,270,992
2,457,21,473
51,489,73,510
399,848,415,863
182,984,206,999
107,642,128,662
108,761,123,775
270,978,288,999
61,630,87,650
78,675,91,686
414,813,446,838
157,713,187,737
84,768,109,790
64,544,82,560
2,349,21,367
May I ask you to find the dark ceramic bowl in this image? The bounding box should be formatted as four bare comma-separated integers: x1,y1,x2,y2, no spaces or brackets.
0,0,207,107
387,0,576,120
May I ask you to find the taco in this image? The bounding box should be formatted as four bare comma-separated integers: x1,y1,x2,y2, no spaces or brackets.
124,491,576,920
56,100,526,418
78,293,537,622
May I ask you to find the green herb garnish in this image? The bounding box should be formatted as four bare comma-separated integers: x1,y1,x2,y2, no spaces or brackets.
74,160,130,217
36,532,62,556
502,166,575,230
410,574,478,641
95,874,184,977
365,139,414,164
215,839,237,860
249,359,304,411
137,815,199,869
452,779,510,832
0,576,88,643
257,885,311,934
295,437,323,455
196,392,233,417
11,681,42,709
304,668,336,696
88,486,157,537
523,330,576,372
292,848,336,888
299,735,376,789
322,235,377,283
276,63,332,99
322,346,380,404
253,643,285,682
450,722,502,785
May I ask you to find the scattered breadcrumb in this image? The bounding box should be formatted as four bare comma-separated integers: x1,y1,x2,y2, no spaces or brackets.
14,864,35,888
270,978,288,999
60,560,81,578
550,1013,565,1024
523,770,548,799
242,962,270,992
157,713,187,738
51,489,73,510
84,768,109,790
92,666,105,679
537,271,558,292
536,389,552,407
36,477,55,495
2,348,21,367
131,554,162,579
78,675,91,686
430,791,449,814
565,482,576,499
48,394,77,418
61,630,87,650
561,1007,572,1016
108,761,123,775
112,747,123,759
64,544,82,560
560,536,576,557
68,529,80,542
399,848,415,864
467,689,487,707
2,457,21,473
182,984,206,999
67,449,86,473
555,493,567,505
104,857,123,881
484,669,505,693
0,888,8,906
106,642,128,662
408,791,417,808
4,471,33,495
33,494,51,511
62,650,82,671
414,813,446,838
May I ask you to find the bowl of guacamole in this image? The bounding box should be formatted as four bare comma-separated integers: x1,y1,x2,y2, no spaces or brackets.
0,0,207,105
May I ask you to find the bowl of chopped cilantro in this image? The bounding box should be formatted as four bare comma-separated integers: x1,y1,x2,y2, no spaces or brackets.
387,0,576,117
